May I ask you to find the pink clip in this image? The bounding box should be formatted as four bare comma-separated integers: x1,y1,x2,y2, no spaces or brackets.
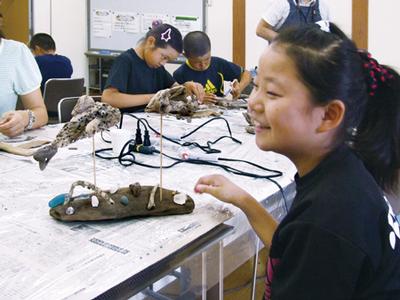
161,28,172,42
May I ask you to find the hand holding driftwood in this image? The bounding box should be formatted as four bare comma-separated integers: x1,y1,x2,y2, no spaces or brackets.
145,85,222,118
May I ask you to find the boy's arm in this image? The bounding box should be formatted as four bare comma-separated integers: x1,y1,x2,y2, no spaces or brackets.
232,70,252,99
102,88,154,108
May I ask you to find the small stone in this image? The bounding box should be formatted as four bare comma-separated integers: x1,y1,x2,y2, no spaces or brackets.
120,195,129,206
91,195,99,208
129,182,141,197
66,206,75,215
48,193,68,208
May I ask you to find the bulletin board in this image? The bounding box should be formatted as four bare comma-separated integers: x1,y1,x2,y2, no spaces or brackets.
87,0,206,53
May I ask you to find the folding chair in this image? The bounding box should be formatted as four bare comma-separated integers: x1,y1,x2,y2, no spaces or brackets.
43,78,85,122
58,96,102,123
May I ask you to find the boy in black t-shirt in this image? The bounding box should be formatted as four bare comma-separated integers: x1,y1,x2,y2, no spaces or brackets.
173,31,252,103
102,24,204,112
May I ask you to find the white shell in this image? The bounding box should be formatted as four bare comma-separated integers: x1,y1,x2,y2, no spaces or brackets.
66,206,75,215
108,185,119,194
173,193,187,205
91,195,99,208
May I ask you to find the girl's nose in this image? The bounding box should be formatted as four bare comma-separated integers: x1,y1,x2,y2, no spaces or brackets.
248,91,264,113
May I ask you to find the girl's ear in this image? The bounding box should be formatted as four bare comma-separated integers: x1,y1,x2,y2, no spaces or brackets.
317,100,345,133
146,36,156,49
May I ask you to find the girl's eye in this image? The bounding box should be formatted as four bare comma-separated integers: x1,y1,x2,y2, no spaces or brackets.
267,91,280,98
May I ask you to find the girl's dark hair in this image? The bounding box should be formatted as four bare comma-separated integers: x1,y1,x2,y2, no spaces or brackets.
29,33,56,51
272,23,400,193
144,23,183,53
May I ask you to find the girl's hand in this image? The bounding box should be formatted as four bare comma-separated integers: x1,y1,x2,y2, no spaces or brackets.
194,174,250,207
0,111,27,137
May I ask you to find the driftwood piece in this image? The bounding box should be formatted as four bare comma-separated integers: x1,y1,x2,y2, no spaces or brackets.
33,95,121,170
49,181,195,222
243,111,255,134
146,85,223,118
215,98,248,109
0,140,50,156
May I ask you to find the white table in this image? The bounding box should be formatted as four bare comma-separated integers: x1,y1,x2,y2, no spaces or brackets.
0,110,296,299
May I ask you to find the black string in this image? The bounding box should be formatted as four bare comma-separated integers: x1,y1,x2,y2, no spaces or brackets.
97,113,289,211
123,114,242,154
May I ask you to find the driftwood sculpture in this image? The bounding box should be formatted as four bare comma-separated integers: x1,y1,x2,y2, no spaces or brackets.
33,96,121,170
145,85,221,118
48,181,195,221
0,139,49,156
243,111,255,134
215,98,248,109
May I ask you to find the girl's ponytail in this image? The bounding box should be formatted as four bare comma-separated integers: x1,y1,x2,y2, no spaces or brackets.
353,52,400,194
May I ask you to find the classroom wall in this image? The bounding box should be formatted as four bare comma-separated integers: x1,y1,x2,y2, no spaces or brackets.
207,0,233,61
32,0,50,33
369,0,400,72
32,0,230,87
31,0,400,85
32,0,87,83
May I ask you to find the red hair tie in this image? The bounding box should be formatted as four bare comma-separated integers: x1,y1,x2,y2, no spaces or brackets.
358,50,394,96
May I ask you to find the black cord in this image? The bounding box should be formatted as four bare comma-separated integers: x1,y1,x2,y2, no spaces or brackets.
95,144,289,211
123,114,242,154
100,130,112,144
218,157,282,175
180,116,234,139
99,113,289,210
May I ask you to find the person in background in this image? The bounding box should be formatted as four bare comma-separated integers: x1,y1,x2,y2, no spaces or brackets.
0,37,48,137
173,31,252,103
102,23,204,112
195,22,400,298
256,0,330,42
29,33,73,93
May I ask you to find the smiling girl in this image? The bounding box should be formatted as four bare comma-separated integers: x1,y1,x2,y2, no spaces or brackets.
195,23,400,299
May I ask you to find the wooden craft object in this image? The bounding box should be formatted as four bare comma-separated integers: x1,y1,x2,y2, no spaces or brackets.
49,181,195,221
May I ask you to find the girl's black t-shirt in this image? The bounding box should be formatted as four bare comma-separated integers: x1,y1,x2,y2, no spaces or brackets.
105,48,175,112
266,145,400,300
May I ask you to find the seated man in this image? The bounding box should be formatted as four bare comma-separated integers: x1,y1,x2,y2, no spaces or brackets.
173,31,252,102
29,33,73,93
0,37,48,137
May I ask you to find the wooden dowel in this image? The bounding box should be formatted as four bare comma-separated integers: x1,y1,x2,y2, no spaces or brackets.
159,113,163,201
92,135,96,186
